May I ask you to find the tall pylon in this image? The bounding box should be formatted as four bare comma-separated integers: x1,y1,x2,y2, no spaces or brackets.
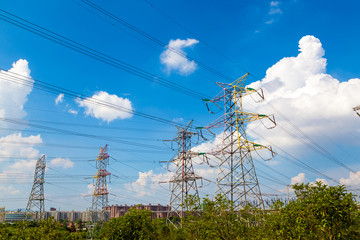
164,120,203,222
91,144,111,222
202,73,276,210
26,155,46,219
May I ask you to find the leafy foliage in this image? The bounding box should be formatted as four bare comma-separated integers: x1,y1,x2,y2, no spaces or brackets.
0,183,359,239
97,208,157,240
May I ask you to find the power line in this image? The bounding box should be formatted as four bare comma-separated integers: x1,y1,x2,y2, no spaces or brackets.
142,0,251,74
0,8,210,100
0,117,169,151
75,0,234,82
0,69,213,138
249,128,340,184
261,100,357,173
0,70,186,127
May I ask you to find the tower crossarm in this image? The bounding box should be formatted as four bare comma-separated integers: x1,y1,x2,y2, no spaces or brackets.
354,105,360,117
237,112,276,127
197,113,275,132
242,140,276,157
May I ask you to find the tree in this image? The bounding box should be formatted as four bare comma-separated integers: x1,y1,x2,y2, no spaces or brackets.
174,194,261,240
262,182,360,239
97,208,156,240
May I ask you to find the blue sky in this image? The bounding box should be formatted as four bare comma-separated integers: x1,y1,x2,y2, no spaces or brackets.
0,0,359,211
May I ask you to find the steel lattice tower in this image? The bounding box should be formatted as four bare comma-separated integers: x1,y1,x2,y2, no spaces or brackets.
166,121,203,221
26,155,46,219
91,144,111,222
202,73,275,210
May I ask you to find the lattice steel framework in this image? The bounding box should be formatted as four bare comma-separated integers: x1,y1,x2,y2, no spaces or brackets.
202,73,276,210
26,155,46,219
166,121,203,221
91,144,111,222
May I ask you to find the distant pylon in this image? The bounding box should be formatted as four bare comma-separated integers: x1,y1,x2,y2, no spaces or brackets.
202,73,276,210
353,105,360,117
164,120,204,223
26,155,46,219
91,144,111,222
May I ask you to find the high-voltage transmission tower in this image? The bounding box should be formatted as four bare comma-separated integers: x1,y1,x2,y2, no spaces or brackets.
91,144,111,222
201,73,276,210
163,120,205,223
354,105,360,117
26,155,46,219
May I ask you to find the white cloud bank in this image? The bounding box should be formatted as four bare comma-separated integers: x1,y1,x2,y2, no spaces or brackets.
0,59,46,201
77,91,133,123
50,157,74,169
0,59,32,134
247,35,360,151
160,38,199,76
340,171,360,187
0,132,42,162
291,172,306,185
129,170,172,197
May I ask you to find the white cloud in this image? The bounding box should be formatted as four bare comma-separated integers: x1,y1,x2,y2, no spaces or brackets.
265,19,274,24
291,172,306,185
160,38,199,76
68,109,78,115
339,171,360,187
77,91,133,123
129,170,172,197
0,59,32,134
247,35,360,151
0,132,42,161
50,157,74,169
172,117,184,123
192,132,226,154
0,186,20,196
55,93,64,105
0,59,47,207
8,159,38,172
269,1,282,15
314,178,329,186
0,133,43,184
82,183,95,197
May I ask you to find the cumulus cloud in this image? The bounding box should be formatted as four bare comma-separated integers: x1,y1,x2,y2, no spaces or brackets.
291,172,306,185
0,59,47,205
8,159,38,172
81,183,95,197
247,35,360,151
0,186,20,196
129,170,172,197
50,157,74,169
314,178,329,186
0,132,42,161
0,59,32,134
55,93,64,105
339,171,360,187
0,133,43,181
0,133,43,189
160,38,199,75
77,91,133,123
